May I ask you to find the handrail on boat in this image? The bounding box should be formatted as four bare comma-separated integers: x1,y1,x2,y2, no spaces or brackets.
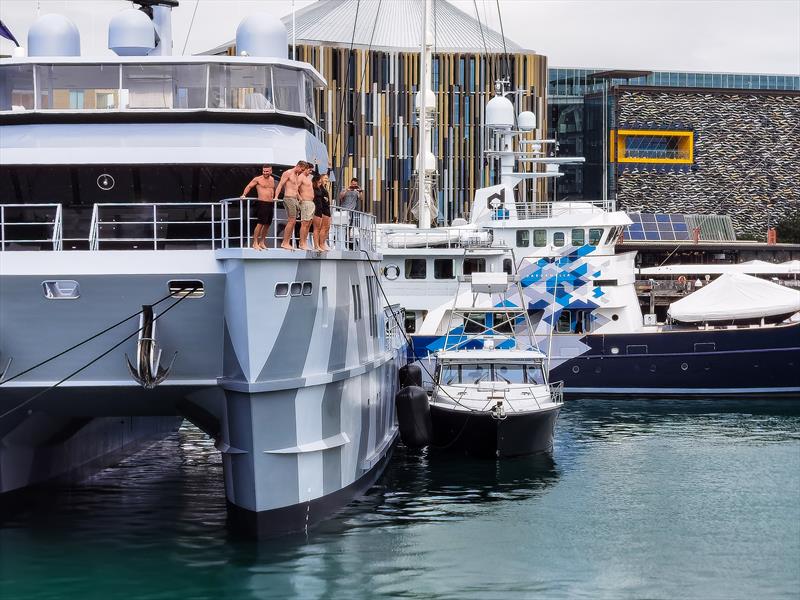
76,199,378,252
0,203,63,251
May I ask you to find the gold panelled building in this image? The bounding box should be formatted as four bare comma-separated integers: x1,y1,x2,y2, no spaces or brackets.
216,0,547,223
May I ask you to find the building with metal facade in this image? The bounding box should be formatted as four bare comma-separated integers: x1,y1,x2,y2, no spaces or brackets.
214,0,548,224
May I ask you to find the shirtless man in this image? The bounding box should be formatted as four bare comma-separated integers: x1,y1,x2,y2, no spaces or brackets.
240,165,275,250
275,160,310,250
296,164,316,251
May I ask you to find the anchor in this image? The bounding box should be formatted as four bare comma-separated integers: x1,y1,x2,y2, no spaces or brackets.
125,305,177,389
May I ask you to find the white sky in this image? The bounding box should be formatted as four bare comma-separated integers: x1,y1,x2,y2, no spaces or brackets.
1,0,798,74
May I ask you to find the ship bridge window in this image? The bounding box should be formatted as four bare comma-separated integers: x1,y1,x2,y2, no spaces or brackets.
556,309,592,334
434,258,455,279
273,67,303,113
571,228,585,245
0,64,34,111
303,73,315,118
122,64,206,109
516,230,530,247
208,64,273,110
589,228,604,246
553,232,565,247
533,229,547,247
463,313,486,334
503,259,513,275
405,258,427,279
36,64,119,110
463,257,486,275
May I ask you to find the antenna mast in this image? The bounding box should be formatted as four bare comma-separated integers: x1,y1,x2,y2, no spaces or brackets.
415,0,436,228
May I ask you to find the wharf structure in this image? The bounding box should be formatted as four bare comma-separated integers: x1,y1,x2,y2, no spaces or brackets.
208,0,548,224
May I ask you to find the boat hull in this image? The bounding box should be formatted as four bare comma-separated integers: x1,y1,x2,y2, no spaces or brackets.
429,403,561,458
412,322,800,397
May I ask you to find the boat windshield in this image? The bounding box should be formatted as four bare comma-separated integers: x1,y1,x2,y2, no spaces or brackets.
494,364,526,384
440,362,545,385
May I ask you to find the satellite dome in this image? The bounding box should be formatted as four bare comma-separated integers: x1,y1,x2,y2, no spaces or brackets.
236,13,287,59
109,9,155,56
28,14,80,57
518,110,537,131
486,94,514,128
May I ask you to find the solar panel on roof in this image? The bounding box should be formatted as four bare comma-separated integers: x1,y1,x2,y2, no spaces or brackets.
624,212,696,242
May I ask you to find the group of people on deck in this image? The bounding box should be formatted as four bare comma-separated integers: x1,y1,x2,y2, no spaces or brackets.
240,161,362,252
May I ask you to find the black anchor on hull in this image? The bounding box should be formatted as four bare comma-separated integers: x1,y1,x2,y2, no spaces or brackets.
125,305,177,389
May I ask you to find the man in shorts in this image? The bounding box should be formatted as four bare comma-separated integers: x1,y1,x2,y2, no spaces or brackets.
275,160,309,250
296,163,316,251
240,165,275,250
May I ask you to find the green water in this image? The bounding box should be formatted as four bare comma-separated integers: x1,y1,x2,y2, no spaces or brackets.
1,400,798,599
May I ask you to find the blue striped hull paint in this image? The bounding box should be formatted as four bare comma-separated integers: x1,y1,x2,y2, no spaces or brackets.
410,322,800,397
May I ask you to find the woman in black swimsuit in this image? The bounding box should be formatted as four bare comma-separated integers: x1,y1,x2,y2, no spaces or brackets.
312,173,331,251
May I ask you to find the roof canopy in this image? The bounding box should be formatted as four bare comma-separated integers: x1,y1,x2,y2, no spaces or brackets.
641,261,800,276
668,273,800,323
203,0,520,55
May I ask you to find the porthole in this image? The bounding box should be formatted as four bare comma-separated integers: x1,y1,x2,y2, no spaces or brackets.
611,314,619,321
572,365,580,374
383,264,400,280
610,347,619,355
290,282,302,296
168,280,204,298
594,366,602,374
302,281,313,296
42,280,80,300
275,282,289,297
681,362,688,371
649,364,657,373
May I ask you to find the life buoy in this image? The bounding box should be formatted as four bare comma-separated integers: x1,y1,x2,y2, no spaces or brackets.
677,275,687,285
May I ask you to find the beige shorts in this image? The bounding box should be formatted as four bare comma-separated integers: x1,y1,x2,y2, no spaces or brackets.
300,200,315,222
283,196,299,219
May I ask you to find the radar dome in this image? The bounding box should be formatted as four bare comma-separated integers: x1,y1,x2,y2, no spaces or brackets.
109,9,155,56
486,94,514,129
28,14,80,57
518,110,537,131
236,13,287,59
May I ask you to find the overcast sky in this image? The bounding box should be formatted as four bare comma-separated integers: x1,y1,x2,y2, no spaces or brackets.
1,0,798,74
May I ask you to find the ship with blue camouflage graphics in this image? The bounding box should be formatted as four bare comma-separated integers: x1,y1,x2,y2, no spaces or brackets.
376,78,800,398
0,2,406,536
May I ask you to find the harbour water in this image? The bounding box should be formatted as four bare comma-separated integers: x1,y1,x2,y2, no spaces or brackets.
1,399,798,600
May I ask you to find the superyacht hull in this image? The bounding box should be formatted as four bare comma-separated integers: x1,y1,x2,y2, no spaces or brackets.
411,322,800,397
0,248,406,536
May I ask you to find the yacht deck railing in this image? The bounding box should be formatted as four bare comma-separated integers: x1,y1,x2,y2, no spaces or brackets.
505,199,615,220
0,203,62,251
0,200,375,252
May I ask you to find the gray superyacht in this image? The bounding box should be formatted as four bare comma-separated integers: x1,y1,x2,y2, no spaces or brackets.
0,2,405,536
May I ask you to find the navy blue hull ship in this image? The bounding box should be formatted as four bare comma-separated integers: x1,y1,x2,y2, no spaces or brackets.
376,80,800,398
409,321,799,397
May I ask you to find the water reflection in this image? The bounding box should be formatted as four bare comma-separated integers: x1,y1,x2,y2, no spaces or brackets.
1,400,798,600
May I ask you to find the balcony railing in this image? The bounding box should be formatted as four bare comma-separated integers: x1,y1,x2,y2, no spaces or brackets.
0,203,62,250
505,199,615,220
84,199,376,253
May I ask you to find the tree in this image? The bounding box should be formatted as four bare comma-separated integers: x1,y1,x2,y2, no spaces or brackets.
776,212,800,244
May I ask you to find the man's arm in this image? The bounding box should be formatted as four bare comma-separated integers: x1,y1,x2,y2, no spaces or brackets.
275,171,290,198
240,177,258,198
337,189,347,201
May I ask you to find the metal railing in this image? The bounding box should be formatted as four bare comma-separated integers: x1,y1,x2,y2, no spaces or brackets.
507,199,615,220
550,380,564,405
84,199,377,252
0,203,63,251
383,304,407,352
88,202,225,250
